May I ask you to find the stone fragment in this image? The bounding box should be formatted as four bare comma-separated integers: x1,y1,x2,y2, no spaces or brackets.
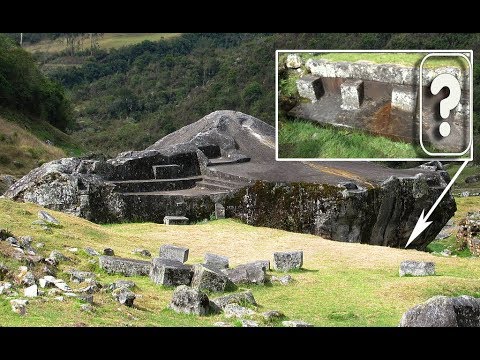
282,320,313,327
0,263,8,280
224,303,255,319
49,250,69,262
132,248,151,257
391,85,417,113
38,210,60,225
103,248,114,256
296,75,324,103
286,54,303,69
68,270,95,283
159,244,189,263
271,274,293,285
163,216,189,225
241,320,259,327
340,79,364,110
191,264,229,292
263,310,285,322
214,203,225,219
108,280,136,291
224,262,266,285
169,285,210,315
24,285,38,298
210,291,257,311
78,294,94,304
399,261,435,277
113,287,136,307
149,258,192,286
204,253,229,269
99,256,151,276
10,299,28,315
273,251,303,271
80,304,94,312
84,247,100,256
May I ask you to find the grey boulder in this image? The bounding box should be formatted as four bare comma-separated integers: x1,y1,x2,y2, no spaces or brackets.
169,285,210,316
399,261,435,277
149,258,192,286
224,262,266,285
210,291,257,311
159,244,189,263
273,251,303,271
113,287,136,307
204,253,229,269
191,264,229,292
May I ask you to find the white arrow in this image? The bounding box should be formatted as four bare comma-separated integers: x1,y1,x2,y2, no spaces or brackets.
405,160,469,248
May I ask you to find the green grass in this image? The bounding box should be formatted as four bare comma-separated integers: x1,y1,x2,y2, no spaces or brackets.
24,33,181,53
1,196,480,327
446,163,480,193
302,52,469,69
278,119,428,159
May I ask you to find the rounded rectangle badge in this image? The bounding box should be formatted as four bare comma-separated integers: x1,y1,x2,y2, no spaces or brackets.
275,50,473,162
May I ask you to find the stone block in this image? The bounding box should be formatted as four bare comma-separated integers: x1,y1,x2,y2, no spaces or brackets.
215,203,225,219
391,85,417,113
210,291,257,311
286,54,302,69
163,216,189,225
296,75,324,103
204,253,229,269
340,79,364,110
159,244,189,263
112,287,135,307
99,256,151,277
224,262,266,285
399,260,435,277
191,264,229,292
224,303,255,318
149,258,192,286
282,320,313,327
273,251,303,272
169,285,210,316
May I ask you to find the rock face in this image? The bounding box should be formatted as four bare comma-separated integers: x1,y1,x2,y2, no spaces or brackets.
169,285,210,316
4,110,456,249
99,256,151,276
399,261,435,277
399,296,480,327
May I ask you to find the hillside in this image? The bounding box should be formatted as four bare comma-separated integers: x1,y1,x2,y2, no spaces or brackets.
0,196,478,326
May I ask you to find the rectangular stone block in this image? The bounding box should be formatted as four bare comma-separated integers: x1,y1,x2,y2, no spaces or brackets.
99,256,151,277
399,261,435,277
191,264,229,292
163,216,189,225
215,203,225,219
159,244,189,263
204,253,229,269
150,258,193,286
340,79,364,110
273,251,303,272
391,85,417,113
296,75,324,103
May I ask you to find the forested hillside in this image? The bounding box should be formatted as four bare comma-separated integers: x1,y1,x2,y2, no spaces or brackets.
18,33,480,158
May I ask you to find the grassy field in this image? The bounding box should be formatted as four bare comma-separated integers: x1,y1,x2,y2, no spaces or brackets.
278,119,429,159
447,163,480,193
301,52,470,69
0,196,479,327
24,33,181,53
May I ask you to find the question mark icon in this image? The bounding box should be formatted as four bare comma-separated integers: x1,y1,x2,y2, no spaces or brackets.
430,73,461,137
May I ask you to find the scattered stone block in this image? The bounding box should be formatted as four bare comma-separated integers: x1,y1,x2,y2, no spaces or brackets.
296,75,324,103
132,248,151,257
399,261,435,277
215,203,225,219
163,216,189,225
99,256,151,277
24,285,38,298
108,280,136,291
391,85,417,113
10,299,28,315
159,244,189,263
204,253,229,269
224,303,255,319
169,285,210,316
340,79,364,110
68,270,95,283
286,54,303,69
149,258,192,286
224,262,266,285
103,248,115,256
262,310,285,322
210,291,257,311
282,320,313,327
84,247,100,256
400,295,480,327
273,251,303,272
191,264,229,292
241,320,259,327
113,287,135,307
271,274,293,285
38,210,60,226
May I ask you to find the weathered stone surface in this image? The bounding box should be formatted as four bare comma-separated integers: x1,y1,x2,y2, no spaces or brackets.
224,262,266,285
113,287,135,307
241,320,259,327
0,282,13,295
68,270,95,283
457,211,480,256
159,244,189,263
399,261,435,277
340,79,364,110
49,250,69,262
191,264,229,292
286,54,303,69
84,247,100,256
296,75,324,103
20,271,36,287
163,216,189,225
391,85,417,113
210,291,257,311
108,280,136,291
10,299,28,315
149,258,192,286
224,303,255,319
169,285,210,316
273,251,303,271
42,276,72,292
38,210,60,226
132,248,151,257
24,285,38,298
99,256,151,277
263,310,285,321
204,253,229,269
103,248,114,256
399,295,480,327
214,203,225,219
271,274,293,285
282,320,313,327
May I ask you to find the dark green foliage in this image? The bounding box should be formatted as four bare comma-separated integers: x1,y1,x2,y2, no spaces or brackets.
0,35,73,131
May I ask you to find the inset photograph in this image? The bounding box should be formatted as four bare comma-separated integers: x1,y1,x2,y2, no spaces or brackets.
276,51,472,160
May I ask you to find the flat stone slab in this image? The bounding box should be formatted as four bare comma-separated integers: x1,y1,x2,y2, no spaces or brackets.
163,216,189,225
159,244,189,263
399,261,435,277
204,253,229,269
99,256,151,277
273,251,303,272
191,264,229,292
149,258,192,286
